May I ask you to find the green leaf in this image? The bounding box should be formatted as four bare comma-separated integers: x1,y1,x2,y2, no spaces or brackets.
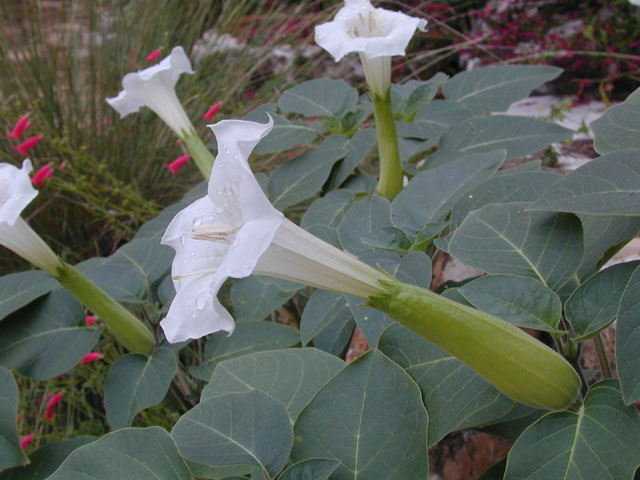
134,202,188,242
392,150,506,236
254,113,319,155
591,87,640,154
74,256,146,303
0,270,57,321
449,203,583,291
566,261,639,340
379,324,514,446
300,290,354,356
391,73,449,116
337,195,393,256
172,391,292,479
616,265,640,404
0,436,95,480
532,151,640,216
201,348,344,423
443,65,562,114
450,170,561,229
396,100,471,140
267,136,348,210
231,275,301,322
504,380,640,480
47,427,192,480
431,115,572,164
190,322,300,381
113,237,173,287
278,78,358,118
0,367,27,470
278,458,340,480
481,404,546,442
0,290,102,379
301,190,355,248
459,275,563,332
292,350,429,479
105,347,177,430
325,128,376,191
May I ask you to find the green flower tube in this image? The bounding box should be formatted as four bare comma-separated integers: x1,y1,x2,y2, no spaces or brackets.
369,280,581,410
372,93,403,199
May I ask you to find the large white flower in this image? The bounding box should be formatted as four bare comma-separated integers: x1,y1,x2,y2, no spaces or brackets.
161,116,386,343
315,0,427,97
106,46,195,138
0,160,62,275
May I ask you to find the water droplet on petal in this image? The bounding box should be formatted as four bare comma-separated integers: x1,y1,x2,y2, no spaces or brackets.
215,206,224,214
195,292,208,310
232,238,239,247
192,217,202,226
180,234,186,245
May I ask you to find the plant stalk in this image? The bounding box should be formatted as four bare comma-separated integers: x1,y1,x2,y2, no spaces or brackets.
593,333,612,379
372,93,403,199
55,262,155,354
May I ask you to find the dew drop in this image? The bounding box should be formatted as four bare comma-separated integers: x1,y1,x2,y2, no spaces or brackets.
192,217,202,226
180,234,186,245
215,206,224,214
232,238,239,247
195,292,208,310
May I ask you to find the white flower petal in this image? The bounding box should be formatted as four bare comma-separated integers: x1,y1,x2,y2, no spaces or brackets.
0,159,37,225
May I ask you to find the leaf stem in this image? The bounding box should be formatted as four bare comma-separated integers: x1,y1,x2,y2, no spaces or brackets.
593,333,612,379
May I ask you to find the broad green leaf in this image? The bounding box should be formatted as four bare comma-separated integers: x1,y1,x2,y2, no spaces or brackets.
278,458,340,480
504,380,640,480
254,113,319,155
566,261,640,340
0,270,56,321
392,150,506,236
459,275,563,332
325,128,376,191
616,265,640,404
479,459,507,480
591,87,640,154
0,290,102,379
0,367,27,470
267,136,348,210
74,256,146,303
190,321,300,381
47,427,191,480
172,391,292,478
300,290,354,356
301,190,356,248
134,202,188,242
450,170,561,229
379,324,514,446
443,65,562,114
431,115,572,164
481,404,546,442
449,203,583,291
390,73,449,116
113,237,173,287
201,348,344,423
341,173,377,193
231,275,301,322
105,347,177,430
532,151,640,216
337,195,393,256
396,100,471,140
278,78,358,118
0,436,95,480
292,350,429,479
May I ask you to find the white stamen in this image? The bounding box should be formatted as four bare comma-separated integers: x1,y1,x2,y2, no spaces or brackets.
191,224,238,243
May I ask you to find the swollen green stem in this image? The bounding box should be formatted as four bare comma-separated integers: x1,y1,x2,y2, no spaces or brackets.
372,93,403,199
182,131,215,180
369,280,582,410
56,262,155,354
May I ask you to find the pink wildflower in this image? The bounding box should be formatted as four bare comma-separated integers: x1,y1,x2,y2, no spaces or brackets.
201,102,221,120
164,154,190,176
31,163,53,187
85,315,96,326
145,48,162,62
44,392,63,422
20,434,35,450
81,352,103,364
13,135,43,157
6,114,30,139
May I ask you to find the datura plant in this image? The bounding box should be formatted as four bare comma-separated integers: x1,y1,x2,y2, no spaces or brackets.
2,2,640,480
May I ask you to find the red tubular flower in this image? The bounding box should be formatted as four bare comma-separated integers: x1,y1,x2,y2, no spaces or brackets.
20,434,35,449
85,314,96,326
164,154,190,176
44,392,63,422
6,114,30,139
81,352,103,364
201,102,221,120
145,48,162,62
13,135,43,157
31,163,53,187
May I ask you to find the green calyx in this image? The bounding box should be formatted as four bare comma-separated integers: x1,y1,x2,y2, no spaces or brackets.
55,262,155,355
369,280,581,410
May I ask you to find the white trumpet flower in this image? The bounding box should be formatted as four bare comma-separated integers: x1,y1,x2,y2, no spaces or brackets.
161,116,386,343
0,160,62,276
107,46,195,138
315,0,427,98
